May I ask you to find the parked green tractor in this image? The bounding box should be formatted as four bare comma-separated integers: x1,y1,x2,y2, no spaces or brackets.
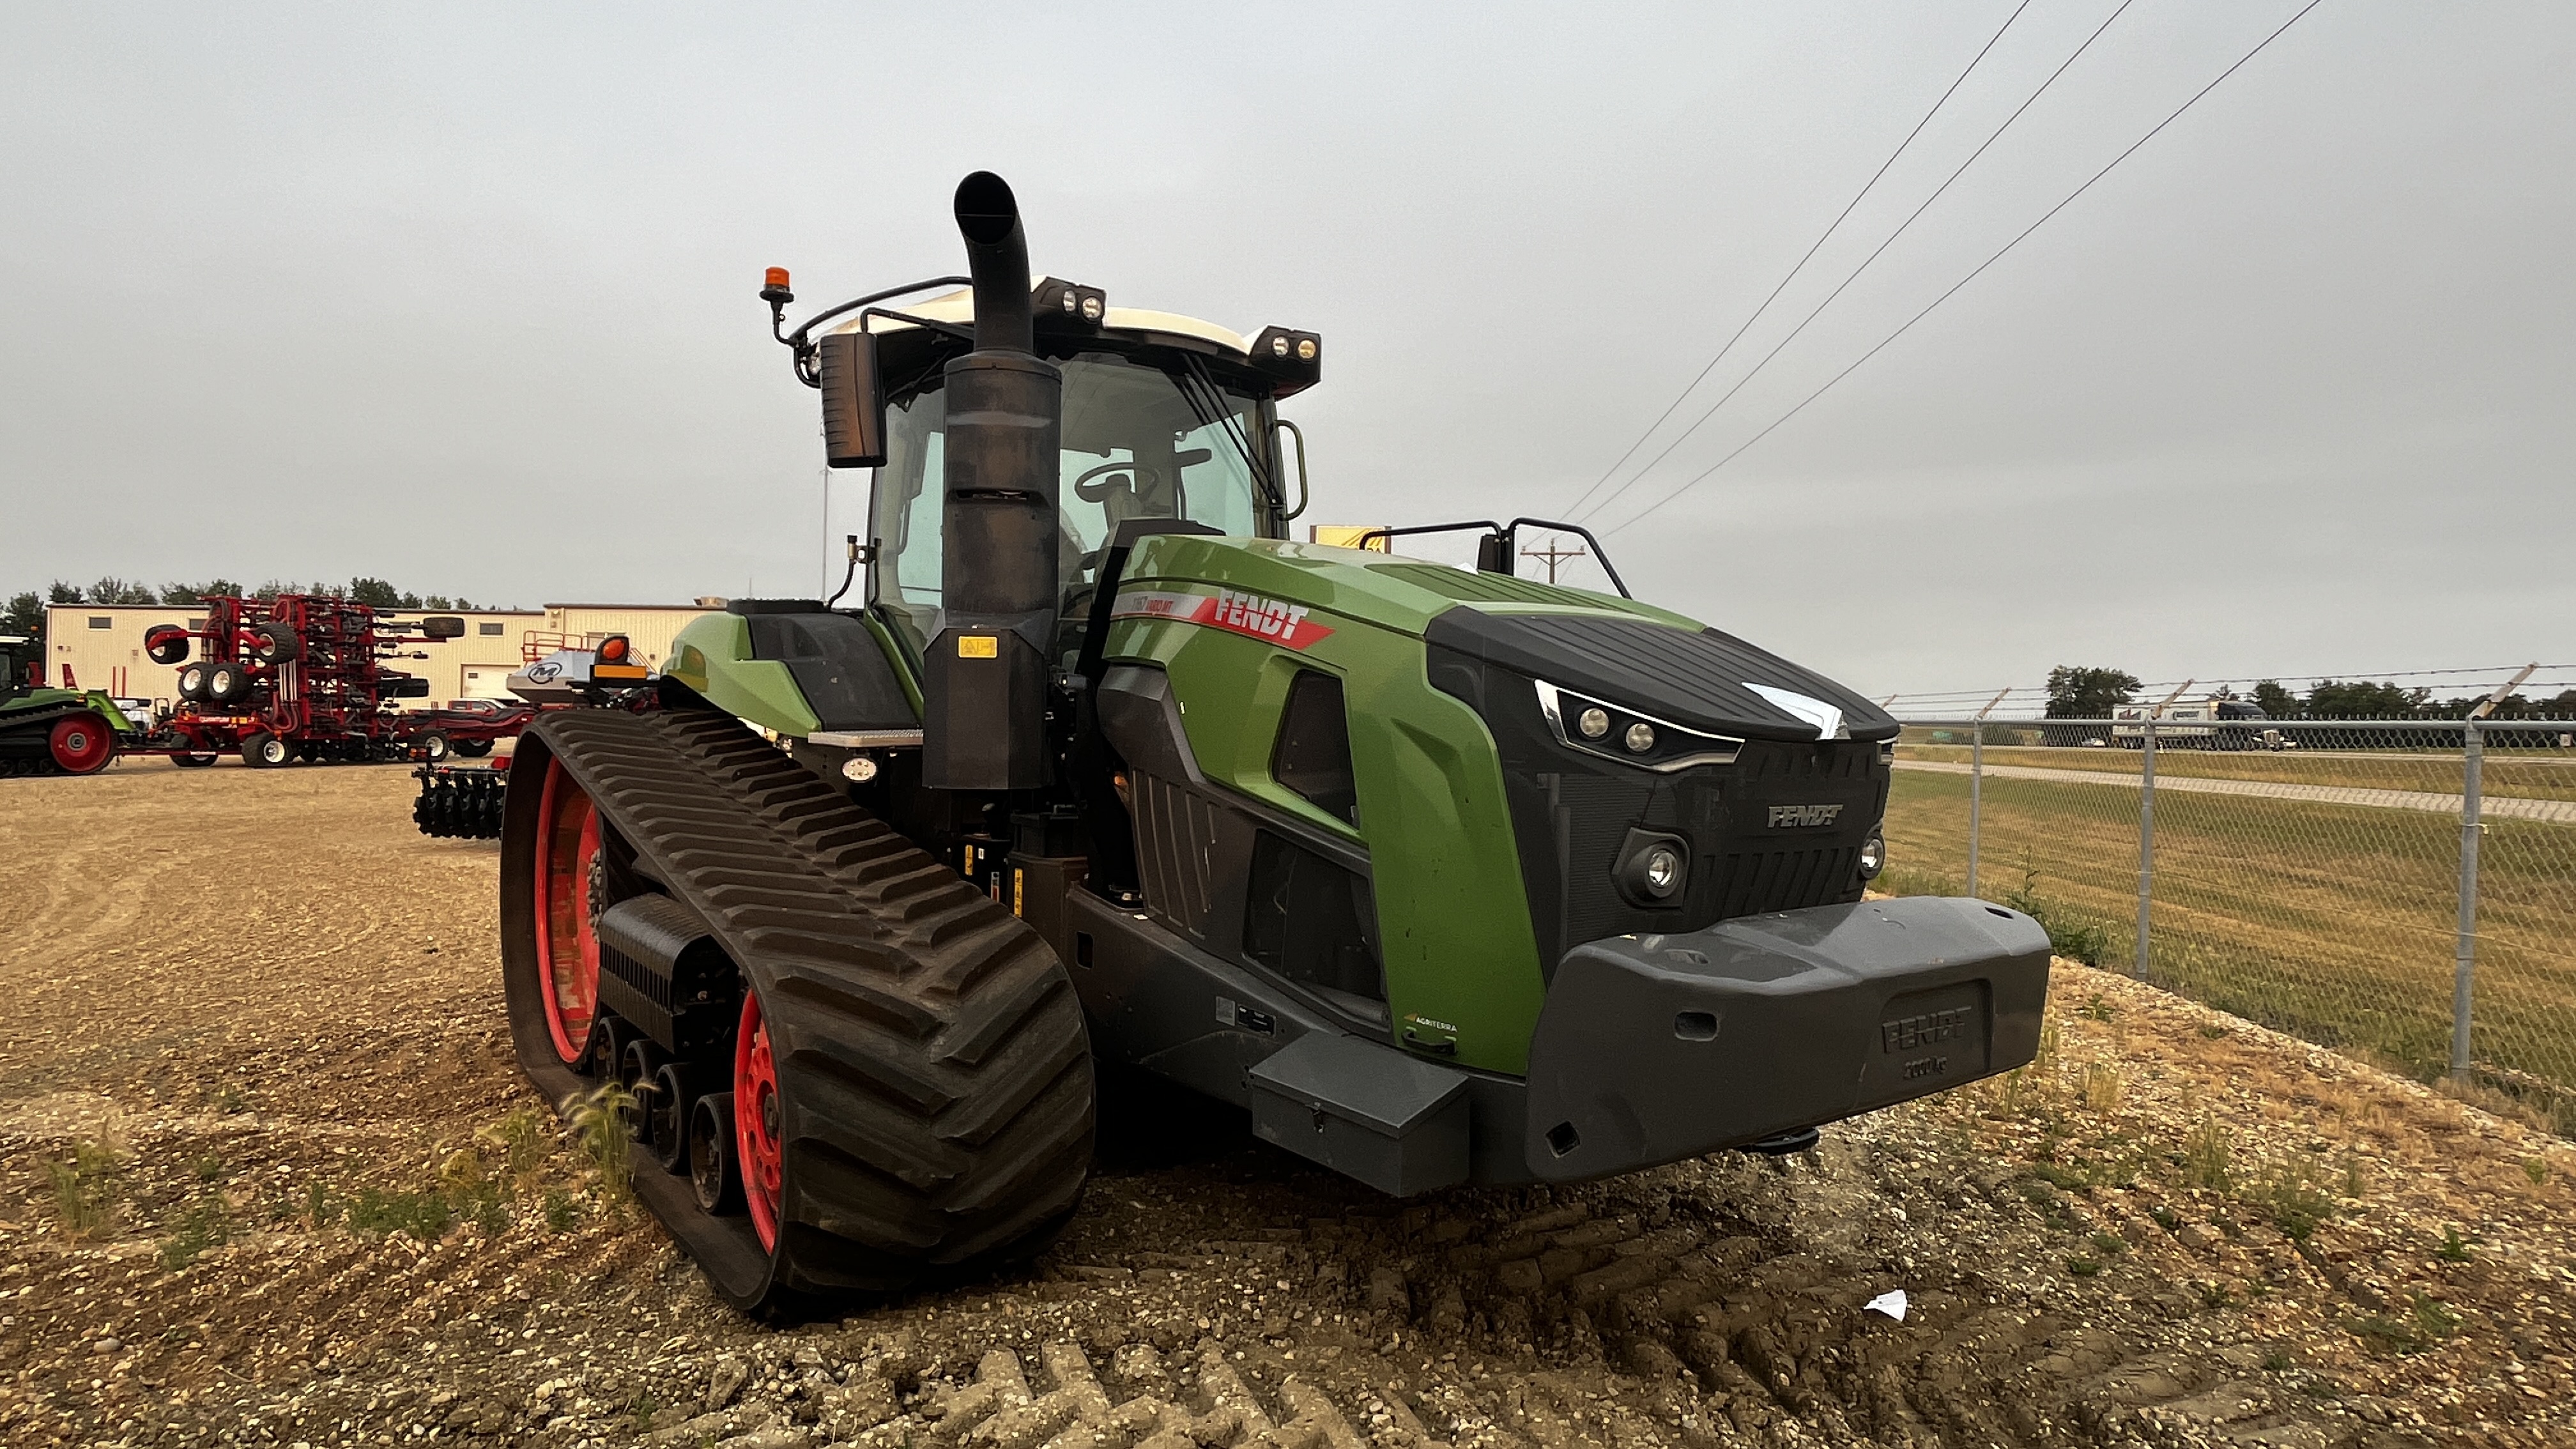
498,172,2050,1313
0,634,132,777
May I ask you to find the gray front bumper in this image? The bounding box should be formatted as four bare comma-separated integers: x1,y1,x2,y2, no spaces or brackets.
1524,897,2050,1181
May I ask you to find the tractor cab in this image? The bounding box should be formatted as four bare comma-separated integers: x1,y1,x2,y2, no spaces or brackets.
0,635,30,697
836,289,1315,670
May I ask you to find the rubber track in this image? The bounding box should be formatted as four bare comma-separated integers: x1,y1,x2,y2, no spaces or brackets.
529,707,1095,1305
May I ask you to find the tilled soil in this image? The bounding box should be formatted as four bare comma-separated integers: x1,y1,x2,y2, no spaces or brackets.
3,761,2572,1448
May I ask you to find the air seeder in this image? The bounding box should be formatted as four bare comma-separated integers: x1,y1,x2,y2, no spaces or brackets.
498,173,2050,1312
147,594,465,766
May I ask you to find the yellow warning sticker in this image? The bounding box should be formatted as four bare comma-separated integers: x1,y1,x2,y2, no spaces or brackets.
957,634,999,659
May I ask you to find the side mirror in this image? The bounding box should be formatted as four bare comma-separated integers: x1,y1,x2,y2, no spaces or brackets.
818,331,887,469
421,616,466,640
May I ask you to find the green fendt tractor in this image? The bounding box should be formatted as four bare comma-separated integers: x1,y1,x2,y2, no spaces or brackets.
0,634,132,777
498,172,2050,1313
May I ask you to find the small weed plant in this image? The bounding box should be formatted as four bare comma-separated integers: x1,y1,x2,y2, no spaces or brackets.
475,1107,553,1188
44,1140,119,1237
2002,862,2112,967
563,1081,638,1208
2081,1062,2124,1116
2182,1119,2234,1192
158,1195,231,1270
2349,1294,2462,1356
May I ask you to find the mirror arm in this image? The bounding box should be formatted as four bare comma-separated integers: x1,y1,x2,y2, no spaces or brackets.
1274,419,1312,523
774,275,974,388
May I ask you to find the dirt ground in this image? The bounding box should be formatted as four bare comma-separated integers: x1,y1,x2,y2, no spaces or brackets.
4,760,2573,1448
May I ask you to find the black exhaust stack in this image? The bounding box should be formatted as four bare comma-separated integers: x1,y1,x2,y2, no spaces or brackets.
923,171,1062,791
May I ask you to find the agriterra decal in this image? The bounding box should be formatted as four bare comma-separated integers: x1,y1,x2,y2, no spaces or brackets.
1110,590,1335,650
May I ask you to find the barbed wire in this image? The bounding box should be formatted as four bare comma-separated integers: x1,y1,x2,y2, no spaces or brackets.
1876,663,2576,712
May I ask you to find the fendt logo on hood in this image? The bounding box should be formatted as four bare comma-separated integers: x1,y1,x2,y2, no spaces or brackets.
1110,588,1335,651
1767,803,1843,829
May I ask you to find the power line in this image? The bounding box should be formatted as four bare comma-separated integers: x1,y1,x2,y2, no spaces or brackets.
1600,0,2327,539
1576,0,2133,529
1558,0,2034,523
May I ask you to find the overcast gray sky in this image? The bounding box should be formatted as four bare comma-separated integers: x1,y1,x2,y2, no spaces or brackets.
3,3,2570,703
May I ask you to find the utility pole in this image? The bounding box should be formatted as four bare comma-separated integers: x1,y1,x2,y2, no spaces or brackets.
1520,535,1588,584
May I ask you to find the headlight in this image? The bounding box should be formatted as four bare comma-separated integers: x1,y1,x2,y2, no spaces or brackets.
1533,680,1743,773
1858,831,1885,881
1615,829,1690,905
1641,845,1683,897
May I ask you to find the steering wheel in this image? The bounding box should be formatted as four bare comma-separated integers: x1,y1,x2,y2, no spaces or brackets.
1073,459,1160,503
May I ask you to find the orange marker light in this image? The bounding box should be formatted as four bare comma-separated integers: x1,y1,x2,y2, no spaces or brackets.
765,267,791,290
597,635,631,664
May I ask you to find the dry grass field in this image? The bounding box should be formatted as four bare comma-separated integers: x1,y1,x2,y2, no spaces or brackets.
1881,763,2576,1130
1896,743,2576,804
3,760,2573,1446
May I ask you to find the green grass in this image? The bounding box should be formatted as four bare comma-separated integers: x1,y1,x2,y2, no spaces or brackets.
1880,767,2576,1128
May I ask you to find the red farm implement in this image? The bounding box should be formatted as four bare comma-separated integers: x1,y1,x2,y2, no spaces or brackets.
141,595,475,767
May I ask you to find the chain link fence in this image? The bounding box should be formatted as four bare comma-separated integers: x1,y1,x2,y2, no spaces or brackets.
1880,716,2576,1131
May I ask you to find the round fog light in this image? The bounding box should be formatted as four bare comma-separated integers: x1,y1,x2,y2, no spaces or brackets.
1081,295,1103,321
1858,831,1885,880
1625,721,1656,753
1642,846,1683,898
1577,707,1609,739
1296,338,1317,360
840,755,880,783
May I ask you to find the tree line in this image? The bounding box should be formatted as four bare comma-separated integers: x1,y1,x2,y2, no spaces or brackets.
2044,666,2576,721
3,578,497,653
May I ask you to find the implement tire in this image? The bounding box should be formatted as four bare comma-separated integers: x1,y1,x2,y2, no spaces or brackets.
499,710,1093,1314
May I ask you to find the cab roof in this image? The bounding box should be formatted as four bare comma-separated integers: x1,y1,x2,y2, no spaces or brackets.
832,286,1254,353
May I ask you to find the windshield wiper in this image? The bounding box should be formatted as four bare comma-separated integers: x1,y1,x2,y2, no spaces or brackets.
1172,356,1278,512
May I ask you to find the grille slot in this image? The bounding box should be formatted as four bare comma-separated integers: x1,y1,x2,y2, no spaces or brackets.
1132,770,1219,935
1715,846,1861,919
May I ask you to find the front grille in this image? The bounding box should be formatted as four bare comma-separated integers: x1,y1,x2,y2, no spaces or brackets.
1713,845,1864,919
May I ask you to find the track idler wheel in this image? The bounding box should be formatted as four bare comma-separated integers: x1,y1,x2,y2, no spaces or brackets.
48,713,114,775
689,1092,744,1215
620,1038,669,1137
647,1061,703,1174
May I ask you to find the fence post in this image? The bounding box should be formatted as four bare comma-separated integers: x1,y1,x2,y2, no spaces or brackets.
1965,687,2009,898
2451,719,2485,1080
2135,714,2157,981
1967,723,1983,898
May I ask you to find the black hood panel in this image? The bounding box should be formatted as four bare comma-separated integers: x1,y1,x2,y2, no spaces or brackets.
1422,610,1898,744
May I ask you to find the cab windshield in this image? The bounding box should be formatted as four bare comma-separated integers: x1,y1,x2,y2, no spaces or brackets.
871,350,1278,665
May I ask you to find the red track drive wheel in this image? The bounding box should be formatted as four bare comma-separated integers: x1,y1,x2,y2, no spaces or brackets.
530,758,604,1065
734,992,785,1251
49,713,114,774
